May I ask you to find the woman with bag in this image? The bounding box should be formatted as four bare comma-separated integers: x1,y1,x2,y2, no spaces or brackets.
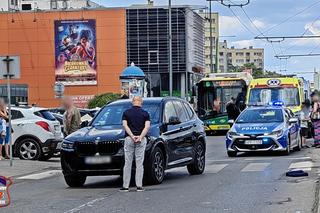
311,93,320,148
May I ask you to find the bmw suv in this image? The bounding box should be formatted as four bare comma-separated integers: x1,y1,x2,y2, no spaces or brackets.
61,97,206,187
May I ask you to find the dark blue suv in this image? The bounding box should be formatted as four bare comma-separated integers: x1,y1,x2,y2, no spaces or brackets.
61,97,206,187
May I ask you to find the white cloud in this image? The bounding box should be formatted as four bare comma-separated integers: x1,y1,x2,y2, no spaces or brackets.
251,20,265,29
287,20,320,47
219,16,243,35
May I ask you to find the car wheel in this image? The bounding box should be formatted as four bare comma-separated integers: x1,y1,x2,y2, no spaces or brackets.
145,146,165,185
227,151,237,157
64,174,86,187
187,141,205,175
283,136,291,156
39,152,54,161
16,138,41,160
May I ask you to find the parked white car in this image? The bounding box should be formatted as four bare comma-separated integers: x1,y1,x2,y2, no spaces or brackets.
10,106,62,160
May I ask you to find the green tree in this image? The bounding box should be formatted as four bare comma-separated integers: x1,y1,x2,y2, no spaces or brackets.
87,93,121,109
229,63,283,79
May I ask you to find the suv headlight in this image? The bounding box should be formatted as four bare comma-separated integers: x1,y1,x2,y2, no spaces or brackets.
61,140,74,149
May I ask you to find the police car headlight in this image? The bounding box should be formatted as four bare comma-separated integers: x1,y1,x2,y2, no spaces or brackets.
265,130,283,137
61,140,74,149
227,131,240,138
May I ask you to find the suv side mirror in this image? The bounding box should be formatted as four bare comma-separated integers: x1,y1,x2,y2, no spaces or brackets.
289,117,298,124
168,116,181,125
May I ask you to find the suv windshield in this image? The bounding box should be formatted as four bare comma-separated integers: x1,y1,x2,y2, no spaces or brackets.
92,103,160,126
236,109,283,123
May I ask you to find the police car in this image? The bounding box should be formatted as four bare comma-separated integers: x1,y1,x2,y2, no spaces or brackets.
226,103,301,157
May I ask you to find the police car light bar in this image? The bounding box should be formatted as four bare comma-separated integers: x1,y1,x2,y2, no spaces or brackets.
268,101,284,106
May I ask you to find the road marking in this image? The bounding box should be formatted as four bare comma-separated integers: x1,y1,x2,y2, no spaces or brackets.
65,197,106,213
17,170,62,180
244,157,273,161
287,157,311,160
205,164,228,174
241,163,270,172
206,159,235,162
289,161,314,171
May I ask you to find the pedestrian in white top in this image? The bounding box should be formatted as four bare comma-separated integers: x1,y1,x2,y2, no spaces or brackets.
300,100,311,148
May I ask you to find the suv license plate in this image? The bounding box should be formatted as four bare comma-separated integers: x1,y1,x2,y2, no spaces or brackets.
245,140,263,145
85,156,111,165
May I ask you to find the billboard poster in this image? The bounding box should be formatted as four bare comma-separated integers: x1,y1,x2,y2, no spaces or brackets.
54,19,97,85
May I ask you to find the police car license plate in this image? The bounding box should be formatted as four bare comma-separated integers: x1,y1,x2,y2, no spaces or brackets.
245,140,262,145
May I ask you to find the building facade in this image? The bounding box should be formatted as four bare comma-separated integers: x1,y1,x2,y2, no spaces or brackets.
127,6,205,98
0,5,204,107
0,0,100,11
199,11,219,74
219,43,264,72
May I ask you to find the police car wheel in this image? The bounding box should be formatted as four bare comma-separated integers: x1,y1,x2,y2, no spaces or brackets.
64,174,86,187
283,136,291,155
227,151,237,157
294,132,302,151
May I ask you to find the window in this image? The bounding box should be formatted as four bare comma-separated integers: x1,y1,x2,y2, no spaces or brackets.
164,101,178,123
183,102,195,119
148,50,158,64
21,4,32,10
172,101,188,123
51,0,58,9
34,110,56,121
11,110,24,120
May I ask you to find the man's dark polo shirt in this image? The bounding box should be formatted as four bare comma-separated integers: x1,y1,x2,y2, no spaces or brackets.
122,106,150,136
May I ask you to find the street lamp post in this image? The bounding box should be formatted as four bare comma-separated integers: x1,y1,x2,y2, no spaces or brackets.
168,0,173,96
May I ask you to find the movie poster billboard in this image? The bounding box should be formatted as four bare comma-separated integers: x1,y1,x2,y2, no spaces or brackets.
54,19,97,85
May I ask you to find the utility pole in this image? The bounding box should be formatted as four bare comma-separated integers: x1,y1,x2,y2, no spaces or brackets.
168,0,173,96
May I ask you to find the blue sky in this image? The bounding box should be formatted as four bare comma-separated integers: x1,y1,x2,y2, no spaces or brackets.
96,0,320,81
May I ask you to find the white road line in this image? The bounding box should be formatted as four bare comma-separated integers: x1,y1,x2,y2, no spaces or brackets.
241,163,270,172
244,158,273,161
206,159,236,162
289,161,314,171
17,170,62,180
205,164,228,174
287,157,311,160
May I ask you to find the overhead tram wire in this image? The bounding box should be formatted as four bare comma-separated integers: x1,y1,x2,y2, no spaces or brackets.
259,0,320,36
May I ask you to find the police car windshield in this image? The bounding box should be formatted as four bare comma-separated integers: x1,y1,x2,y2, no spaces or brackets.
236,109,283,123
92,103,160,126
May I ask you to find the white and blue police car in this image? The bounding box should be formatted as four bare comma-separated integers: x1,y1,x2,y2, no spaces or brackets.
226,102,301,157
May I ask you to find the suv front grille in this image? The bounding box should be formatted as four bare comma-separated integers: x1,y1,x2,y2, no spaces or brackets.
75,141,123,156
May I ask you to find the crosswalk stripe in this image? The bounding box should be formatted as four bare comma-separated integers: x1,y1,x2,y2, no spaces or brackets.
289,161,313,171
241,163,270,172
244,157,273,161
17,170,62,180
205,164,228,174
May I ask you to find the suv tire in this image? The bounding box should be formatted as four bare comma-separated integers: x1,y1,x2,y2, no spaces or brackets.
145,146,165,185
187,141,205,175
16,138,41,160
64,174,86,187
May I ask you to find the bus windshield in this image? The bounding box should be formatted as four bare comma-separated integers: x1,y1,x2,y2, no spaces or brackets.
248,87,300,106
198,81,245,118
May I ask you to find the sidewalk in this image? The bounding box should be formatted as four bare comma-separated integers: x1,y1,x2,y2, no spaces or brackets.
0,157,61,178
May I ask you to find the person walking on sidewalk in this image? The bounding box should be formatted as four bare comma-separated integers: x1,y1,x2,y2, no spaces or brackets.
120,96,150,192
0,98,9,160
311,92,320,148
300,100,311,148
62,97,81,137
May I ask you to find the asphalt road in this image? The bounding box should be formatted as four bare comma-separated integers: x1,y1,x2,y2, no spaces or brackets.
4,136,320,213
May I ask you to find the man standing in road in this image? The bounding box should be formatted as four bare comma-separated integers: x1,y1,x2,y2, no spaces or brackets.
121,96,150,192
62,96,81,136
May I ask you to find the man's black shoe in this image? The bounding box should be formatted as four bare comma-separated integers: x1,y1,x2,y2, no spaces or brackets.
119,187,129,192
136,187,145,192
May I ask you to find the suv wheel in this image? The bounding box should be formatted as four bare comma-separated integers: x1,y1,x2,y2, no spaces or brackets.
145,147,165,185
64,174,86,187
16,138,41,160
187,141,205,175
